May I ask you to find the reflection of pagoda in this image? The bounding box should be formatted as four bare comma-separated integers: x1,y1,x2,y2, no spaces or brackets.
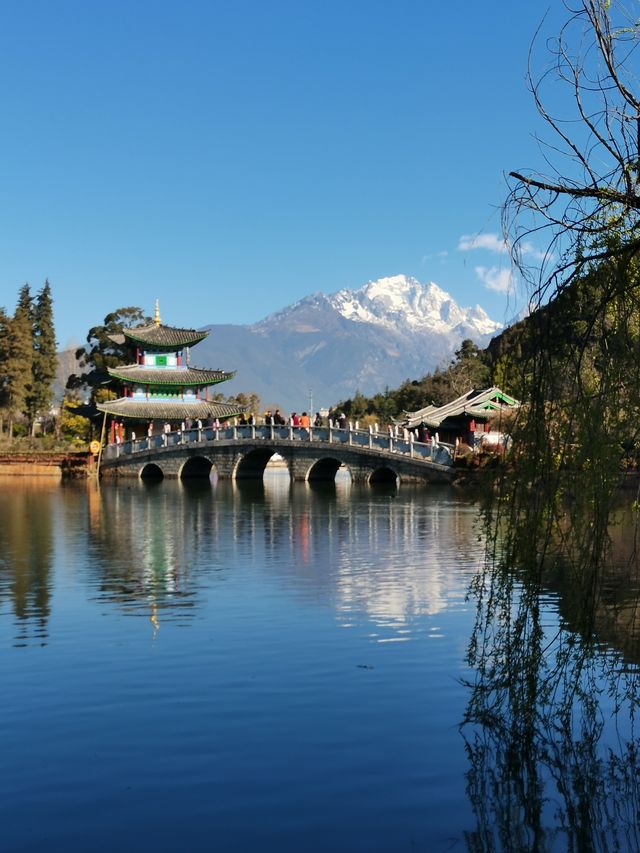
96,302,243,436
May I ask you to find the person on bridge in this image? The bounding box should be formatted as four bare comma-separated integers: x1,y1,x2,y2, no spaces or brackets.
314,412,322,427
274,409,285,425
300,412,310,429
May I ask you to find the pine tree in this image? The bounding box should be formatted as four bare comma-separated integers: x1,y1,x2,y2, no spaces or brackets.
28,280,57,435
5,284,34,438
0,306,11,435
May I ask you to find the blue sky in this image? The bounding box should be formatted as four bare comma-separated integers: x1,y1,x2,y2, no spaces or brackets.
0,0,560,347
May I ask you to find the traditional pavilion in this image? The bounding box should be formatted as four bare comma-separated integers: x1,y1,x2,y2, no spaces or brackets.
401,387,518,447
97,302,243,441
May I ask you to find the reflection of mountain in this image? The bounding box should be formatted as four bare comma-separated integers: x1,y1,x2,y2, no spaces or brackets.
0,480,54,645
332,498,481,628
227,480,483,635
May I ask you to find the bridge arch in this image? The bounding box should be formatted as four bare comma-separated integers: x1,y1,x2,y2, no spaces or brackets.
369,465,399,485
235,447,289,480
306,457,344,482
140,462,164,480
180,456,215,479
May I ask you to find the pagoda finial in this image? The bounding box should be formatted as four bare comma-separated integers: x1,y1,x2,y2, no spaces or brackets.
154,299,161,326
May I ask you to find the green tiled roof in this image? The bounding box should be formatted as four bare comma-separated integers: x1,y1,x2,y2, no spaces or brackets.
123,324,209,348
107,365,235,386
402,387,519,429
96,399,245,420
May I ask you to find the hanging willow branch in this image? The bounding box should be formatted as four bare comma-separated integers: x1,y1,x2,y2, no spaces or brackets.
496,0,640,537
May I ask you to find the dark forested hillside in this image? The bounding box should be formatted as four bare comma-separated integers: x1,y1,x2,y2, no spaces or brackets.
330,338,492,421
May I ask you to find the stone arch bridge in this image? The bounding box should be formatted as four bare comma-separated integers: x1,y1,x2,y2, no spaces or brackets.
100,424,454,486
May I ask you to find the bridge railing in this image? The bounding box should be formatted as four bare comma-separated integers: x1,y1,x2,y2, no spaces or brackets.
103,424,454,465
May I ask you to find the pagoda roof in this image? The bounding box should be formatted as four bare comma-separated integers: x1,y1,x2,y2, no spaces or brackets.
402,387,519,429
96,399,245,421
121,323,209,348
107,365,235,387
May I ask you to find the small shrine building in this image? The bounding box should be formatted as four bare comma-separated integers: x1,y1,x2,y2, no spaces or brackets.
401,386,518,447
97,303,243,442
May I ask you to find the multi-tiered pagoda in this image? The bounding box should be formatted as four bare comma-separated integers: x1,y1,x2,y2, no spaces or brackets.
97,303,243,438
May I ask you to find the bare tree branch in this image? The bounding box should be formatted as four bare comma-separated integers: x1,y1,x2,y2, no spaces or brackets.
506,0,640,299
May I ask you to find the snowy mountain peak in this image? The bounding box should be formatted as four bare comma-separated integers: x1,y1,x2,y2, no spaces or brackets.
328,274,501,337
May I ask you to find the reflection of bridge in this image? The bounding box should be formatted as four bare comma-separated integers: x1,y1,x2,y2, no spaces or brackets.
100,424,454,485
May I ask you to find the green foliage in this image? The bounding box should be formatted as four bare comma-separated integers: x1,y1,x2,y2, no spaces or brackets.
0,306,11,425
0,281,60,440
332,338,492,421
28,280,57,434
58,393,93,445
67,306,150,403
448,339,491,396
230,391,261,414
210,390,261,414
495,252,640,552
4,284,34,437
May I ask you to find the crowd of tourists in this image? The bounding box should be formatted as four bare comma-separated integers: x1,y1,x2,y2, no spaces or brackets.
110,411,441,445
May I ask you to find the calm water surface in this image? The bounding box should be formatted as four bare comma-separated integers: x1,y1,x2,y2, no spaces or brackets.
1,475,638,851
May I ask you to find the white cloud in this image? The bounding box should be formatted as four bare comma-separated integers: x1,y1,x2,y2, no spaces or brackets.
475,265,514,294
459,231,551,264
421,250,449,264
518,241,550,263
458,233,508,254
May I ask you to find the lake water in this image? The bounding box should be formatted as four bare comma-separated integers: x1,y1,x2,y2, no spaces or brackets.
1,474,638,851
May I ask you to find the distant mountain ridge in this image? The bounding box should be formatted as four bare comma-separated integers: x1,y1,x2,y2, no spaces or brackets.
195,275,503,412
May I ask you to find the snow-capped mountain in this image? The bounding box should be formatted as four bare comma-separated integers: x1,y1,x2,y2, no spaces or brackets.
257,275,500,341
328,275,500,337
196,275,503,412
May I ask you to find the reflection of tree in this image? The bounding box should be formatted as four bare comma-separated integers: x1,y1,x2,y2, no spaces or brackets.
545,503,640,666
0,482,53,645
462,535,640,851
479,2,640,835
